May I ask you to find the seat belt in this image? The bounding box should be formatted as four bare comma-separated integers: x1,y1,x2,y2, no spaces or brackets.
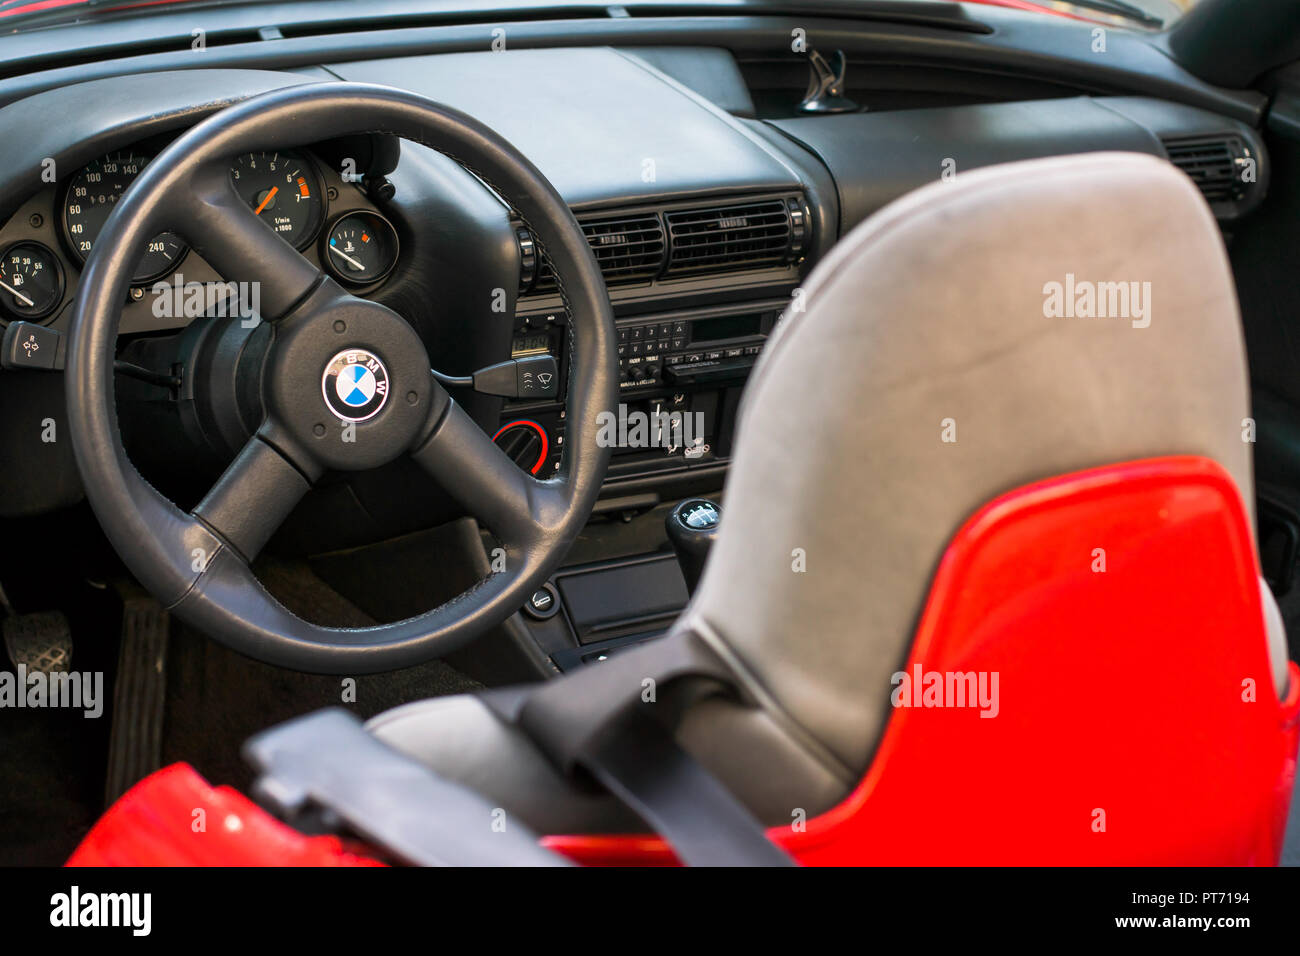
482,628,796,867
244,708,570,866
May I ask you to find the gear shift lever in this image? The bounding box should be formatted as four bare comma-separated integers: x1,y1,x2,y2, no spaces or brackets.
665,498,721,594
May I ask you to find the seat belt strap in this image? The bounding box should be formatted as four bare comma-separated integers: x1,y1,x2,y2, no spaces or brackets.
482,629,796,867
579,709,796,866
244,708,569,866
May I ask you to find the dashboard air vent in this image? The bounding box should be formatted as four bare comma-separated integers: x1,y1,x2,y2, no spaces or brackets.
532,213,666,293
664,200,794,277
1163,135,1252,204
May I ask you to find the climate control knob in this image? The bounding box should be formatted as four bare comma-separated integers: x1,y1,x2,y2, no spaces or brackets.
492,419,549,475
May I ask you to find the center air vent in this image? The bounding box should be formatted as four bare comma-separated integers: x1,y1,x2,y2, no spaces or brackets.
1163,135,1253,205
664,200,797,277
519,195,809,296
532,213,665,293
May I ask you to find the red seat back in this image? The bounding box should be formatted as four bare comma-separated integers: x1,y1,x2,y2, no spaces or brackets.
545,457,1300,865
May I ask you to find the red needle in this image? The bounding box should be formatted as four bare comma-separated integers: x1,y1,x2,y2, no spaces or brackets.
253,186,278,216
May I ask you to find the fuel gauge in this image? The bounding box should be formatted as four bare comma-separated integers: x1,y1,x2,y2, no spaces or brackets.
0,242,63,321
323,212,398,286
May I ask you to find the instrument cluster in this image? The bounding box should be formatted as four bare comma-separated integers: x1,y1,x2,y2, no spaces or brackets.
0,144,400,324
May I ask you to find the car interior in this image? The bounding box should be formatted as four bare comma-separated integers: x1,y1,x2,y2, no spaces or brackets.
1,0,1299,869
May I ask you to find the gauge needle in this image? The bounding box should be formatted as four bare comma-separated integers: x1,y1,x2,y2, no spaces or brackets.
328,244,365,271
0,278,34,307
253,186,278,216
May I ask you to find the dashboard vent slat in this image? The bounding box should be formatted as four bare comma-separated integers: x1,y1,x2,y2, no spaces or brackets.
664,200,793,277
533,213,666,293
1163,135,1249,204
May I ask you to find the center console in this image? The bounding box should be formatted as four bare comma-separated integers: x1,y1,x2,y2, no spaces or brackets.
492,296,784,673
483,190,815,673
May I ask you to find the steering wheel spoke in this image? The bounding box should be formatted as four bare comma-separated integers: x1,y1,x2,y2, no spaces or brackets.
192,421,322,564
172,160,323,321
410,395,563,547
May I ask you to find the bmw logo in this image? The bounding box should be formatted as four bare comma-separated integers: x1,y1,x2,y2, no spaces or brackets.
321,349,390,422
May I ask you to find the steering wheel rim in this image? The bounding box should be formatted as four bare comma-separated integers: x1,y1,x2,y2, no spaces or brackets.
65,81,616,672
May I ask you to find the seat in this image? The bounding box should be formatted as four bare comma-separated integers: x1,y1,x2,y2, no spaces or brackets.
368,151,1297,863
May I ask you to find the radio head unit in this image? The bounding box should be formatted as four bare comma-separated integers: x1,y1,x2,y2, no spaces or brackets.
500,302,785,480
617,307,779,390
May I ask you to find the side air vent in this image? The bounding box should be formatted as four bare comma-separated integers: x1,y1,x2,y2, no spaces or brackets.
1163,135,1254,205
664,200,796,277
532,213,666,293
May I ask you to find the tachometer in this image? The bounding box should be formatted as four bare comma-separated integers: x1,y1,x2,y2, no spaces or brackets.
229,150,324,250
63,152,187,284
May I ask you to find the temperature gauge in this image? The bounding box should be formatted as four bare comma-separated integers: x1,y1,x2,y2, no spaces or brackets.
322,212,398,286
0,242,63,321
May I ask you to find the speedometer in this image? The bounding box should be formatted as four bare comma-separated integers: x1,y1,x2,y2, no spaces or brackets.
229,150,324,250
63,151,187,284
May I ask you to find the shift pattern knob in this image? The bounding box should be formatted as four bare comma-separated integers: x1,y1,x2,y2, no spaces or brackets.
666,498,720,594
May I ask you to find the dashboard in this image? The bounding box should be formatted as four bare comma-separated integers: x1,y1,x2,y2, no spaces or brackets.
0,6,1276,549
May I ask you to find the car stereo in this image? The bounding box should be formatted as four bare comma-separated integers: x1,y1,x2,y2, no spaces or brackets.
500,301,785,479
614,308,778,390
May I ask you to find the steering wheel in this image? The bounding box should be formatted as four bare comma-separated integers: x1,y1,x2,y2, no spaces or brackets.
65,82,616,672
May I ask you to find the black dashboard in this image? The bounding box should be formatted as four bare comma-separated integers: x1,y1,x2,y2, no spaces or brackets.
0,2,1277,551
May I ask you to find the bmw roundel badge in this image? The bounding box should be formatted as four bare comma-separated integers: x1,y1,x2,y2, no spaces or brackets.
322,349,390,422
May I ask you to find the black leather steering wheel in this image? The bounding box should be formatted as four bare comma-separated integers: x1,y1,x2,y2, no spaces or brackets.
65,82,616,672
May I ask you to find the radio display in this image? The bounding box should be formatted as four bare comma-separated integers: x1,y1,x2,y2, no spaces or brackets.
691,313,761,343
512,332,551,356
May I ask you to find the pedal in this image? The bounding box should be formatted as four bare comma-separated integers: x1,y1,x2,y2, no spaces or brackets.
2,610,73,674
105,590,170,805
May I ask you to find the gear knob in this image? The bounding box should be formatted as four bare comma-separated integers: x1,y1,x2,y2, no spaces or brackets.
665,498,720,594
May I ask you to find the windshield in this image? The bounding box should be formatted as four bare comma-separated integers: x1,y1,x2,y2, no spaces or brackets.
994,0,1200,29
0,0,1207,33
